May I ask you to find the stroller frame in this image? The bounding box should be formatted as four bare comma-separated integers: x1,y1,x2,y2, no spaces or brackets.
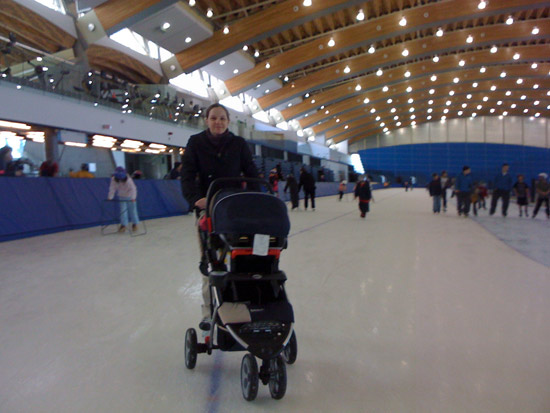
185,178,297,401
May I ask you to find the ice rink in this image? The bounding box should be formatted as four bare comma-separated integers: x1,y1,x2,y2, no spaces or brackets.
1,188,549,413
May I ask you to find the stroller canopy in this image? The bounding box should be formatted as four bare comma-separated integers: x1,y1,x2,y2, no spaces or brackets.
212,192,290,238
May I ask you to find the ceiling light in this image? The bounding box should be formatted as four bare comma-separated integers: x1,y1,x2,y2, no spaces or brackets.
325,110,329,114
500,71,506,78
458,60,465,67
265,62,270,69
328,38,335,47
511,103,517,108
409,107,415,112
303,0,312,6
284,75,289,82
431,75,437,81
382,85,389,92
394,115,399,120
483,96,489,101
336,118,340,122
441,116,446,121
185,37,192,43
368,45,375,54
376,116,381,121
223,25,229,34
402,49,409,56
513,53,520,60
380,122,385,127
534,100,540,105
453,77,459,83
363,97,370,104
344,66,351,74
449,91,455,96
532,27,539,35
506,16,513,25
357,9,365,21
458,111,463,116
161,22,171,31
376,69,383,76
219,60,225,65
436,28,443,37
391,108,396,113
189,0,195,5
404,71,411,77
427,115,432,120
432,55,439,63
531,63,538,69
383,127,389,132
429,89,435,94
443,108,449,114
399,17,407,26
467,94,472,99
396,121,402,126
462,103,467,108
490,46,498,53
233,69,239,74
408,98,414,103
497,100,502,105
446,100,452,106
428,108,433,113
344,125,349,129
477,104,482,110
535,112,540,117
473,82,478,87
254,50,260,57
406,86,412,93
503,111,508,116
429,100,434,104
386,99,393,104
265,89,270,94
467,35,474,43
480,66,486,73
411,115,416,120
478,1,486,9
355,84,362,91
370,108,376,113
471,113,477,118
311,99,316,103
516,78,523,84
206,8,213,18
490,85,496,91
523,108,528,113
533,84,539,89
520,95,526,100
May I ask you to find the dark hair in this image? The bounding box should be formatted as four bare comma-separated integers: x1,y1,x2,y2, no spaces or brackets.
81,163,89,171
432,173,437,177
205,103,230,120
463,166,470,171
503,163,509,167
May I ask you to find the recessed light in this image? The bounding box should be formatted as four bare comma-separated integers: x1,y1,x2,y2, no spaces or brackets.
376,69,383,76
431,75,437,81
436,28,443,37
490,46,498,53
399,17,407,26
206,8,213,18
506,16,513,25
467,35,474,43
532,27,539,35
382,85,389,92
185,37,192,43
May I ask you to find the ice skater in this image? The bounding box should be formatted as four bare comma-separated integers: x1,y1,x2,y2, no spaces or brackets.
490,163,513,217
428,173,442,214
513,174,530,217
107,166,140,232
455,166,473,217
354,175,372,218
532,173,550,220
284,173,300,210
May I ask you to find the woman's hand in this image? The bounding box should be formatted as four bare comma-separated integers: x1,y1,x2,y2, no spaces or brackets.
195,197,207,210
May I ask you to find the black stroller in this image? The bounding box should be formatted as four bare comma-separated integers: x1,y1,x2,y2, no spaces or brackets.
185,178,298,401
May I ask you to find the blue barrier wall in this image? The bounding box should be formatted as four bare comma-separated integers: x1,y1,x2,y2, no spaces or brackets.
0,178,189,242
1,179,358,242
359,143,550,187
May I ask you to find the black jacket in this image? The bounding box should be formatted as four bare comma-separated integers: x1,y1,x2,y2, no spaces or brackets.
428,179,443,196
181,130,258,207
354,181,372,200
299,171,316,192
284,176,299,194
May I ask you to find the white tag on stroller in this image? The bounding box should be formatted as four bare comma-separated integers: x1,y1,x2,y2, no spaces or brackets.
253,234,269,256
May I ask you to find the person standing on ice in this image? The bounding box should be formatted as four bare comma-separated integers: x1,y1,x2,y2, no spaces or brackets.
180,103,258,332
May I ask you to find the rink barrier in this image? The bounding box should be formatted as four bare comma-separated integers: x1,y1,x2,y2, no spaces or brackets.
0,179,375,242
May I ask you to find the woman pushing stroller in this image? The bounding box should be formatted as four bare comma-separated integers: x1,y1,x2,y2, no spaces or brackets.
181,103,259,331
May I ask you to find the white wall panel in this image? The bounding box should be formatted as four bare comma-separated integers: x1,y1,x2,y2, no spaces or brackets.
466,117,484,142
447,118,465,142
411,123,429,143
394,127,411,145
503,117,523,145
429,121,447,143
523,118,547,148
380,132,395,147
485,117,504,143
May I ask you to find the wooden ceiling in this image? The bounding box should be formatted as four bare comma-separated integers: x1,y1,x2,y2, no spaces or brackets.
1,0,549,144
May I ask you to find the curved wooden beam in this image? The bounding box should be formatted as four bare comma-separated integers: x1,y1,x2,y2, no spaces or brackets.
299,46,549,134
226,0,547,96
258,15,549,111
94,0,165,32
173,0,365,74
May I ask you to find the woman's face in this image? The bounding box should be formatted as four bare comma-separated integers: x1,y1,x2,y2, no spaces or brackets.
206,107,229,136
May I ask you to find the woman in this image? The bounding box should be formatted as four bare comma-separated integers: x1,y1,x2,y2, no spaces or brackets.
107,166,140,232
181,103,258,331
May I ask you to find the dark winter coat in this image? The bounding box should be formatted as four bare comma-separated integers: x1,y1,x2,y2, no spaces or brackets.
354,181,372,201
284,176,299,194
428,179,443,196
181,130,258,207
299,171,316,192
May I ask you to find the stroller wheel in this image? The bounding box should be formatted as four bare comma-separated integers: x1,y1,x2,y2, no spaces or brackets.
185,328,198,369
268,355,287,400
241,353,259,401
282,331,298,365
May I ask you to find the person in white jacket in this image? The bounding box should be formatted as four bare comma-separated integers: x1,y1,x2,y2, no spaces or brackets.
108,166,140,232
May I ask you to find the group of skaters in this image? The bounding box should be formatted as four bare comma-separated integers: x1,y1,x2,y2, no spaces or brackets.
428,163,550,219
268,167,317,211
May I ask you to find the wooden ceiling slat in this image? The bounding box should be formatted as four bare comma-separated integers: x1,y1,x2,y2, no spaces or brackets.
174,0,363,74
226,0,546,96
256,17,548,111
93,0,163,31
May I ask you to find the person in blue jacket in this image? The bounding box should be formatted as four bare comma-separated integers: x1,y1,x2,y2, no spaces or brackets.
455,166,474,217
489,163,513,217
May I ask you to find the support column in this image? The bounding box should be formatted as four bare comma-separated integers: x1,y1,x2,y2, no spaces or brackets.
44,127,59,162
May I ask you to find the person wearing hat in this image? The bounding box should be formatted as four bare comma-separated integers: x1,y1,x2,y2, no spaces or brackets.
107,166,140,232
532,173,550,220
